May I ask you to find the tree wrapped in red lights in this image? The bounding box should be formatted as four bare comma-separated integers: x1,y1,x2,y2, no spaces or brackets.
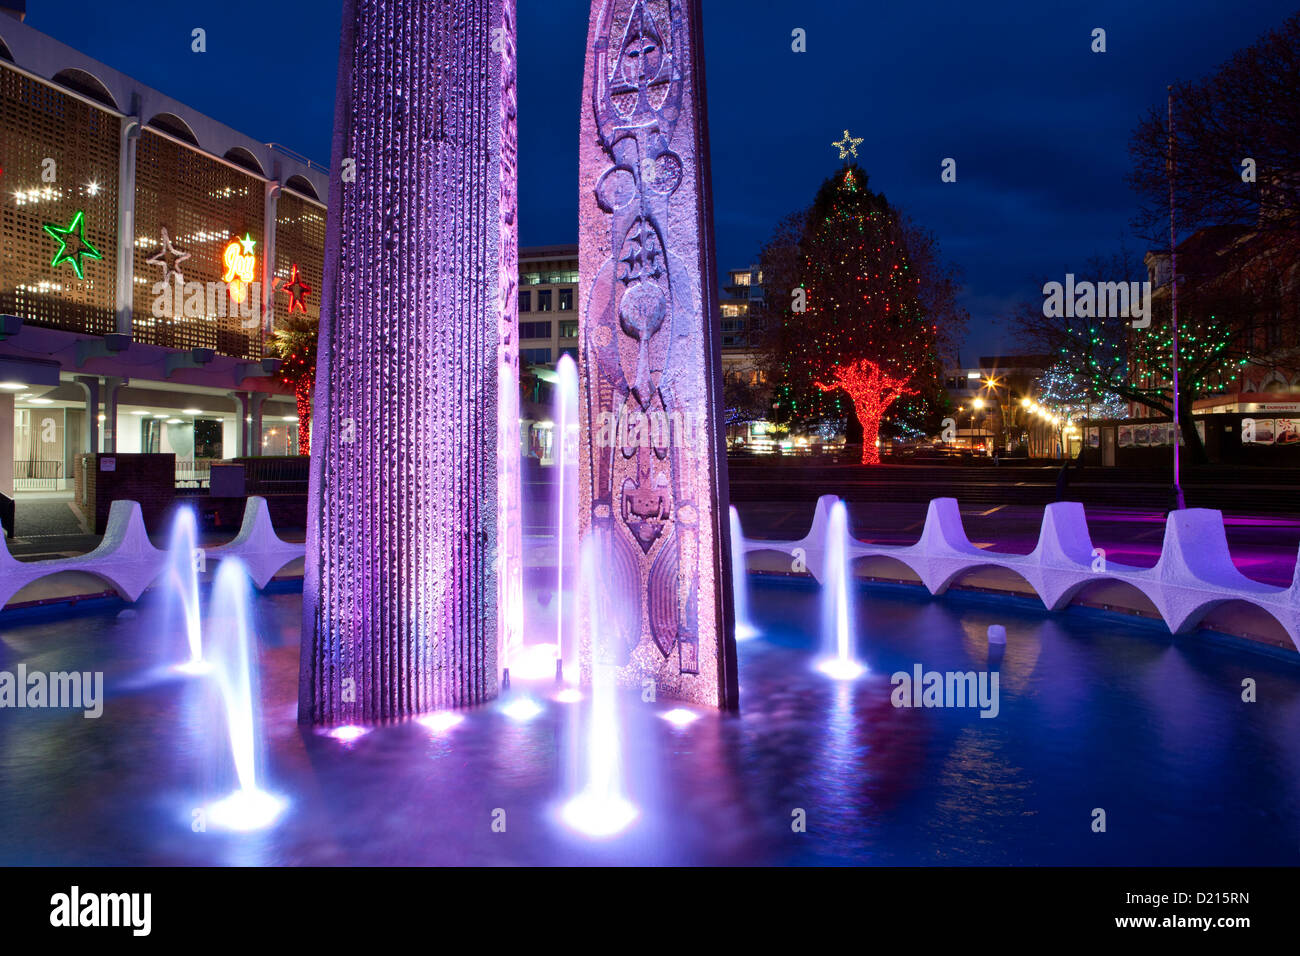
815,359,917,464
759,165,962,461
270,313,318,455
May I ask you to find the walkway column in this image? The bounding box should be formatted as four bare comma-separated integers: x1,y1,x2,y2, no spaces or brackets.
577,0,738,708
248,392,266,456
230,391,250,457
300,0,520,723
0,393,13,499
102,376,125,453
261,181,280,339
73,376,100,454
115,116,141,336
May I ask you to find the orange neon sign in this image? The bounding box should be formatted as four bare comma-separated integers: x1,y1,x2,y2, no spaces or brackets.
222,234,256,303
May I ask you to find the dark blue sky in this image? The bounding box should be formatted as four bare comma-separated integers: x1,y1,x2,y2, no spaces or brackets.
26,0,1297,360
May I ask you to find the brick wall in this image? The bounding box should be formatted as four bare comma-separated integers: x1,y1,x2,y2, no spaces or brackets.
74,453,176,534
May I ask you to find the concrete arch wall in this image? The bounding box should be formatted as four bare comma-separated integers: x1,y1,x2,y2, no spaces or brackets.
51,66,117,108
737,495,1300,652
0,498,304,610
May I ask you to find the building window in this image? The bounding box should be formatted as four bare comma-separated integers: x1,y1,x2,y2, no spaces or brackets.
194,419,224,459
520,321,551,339
537,290,552,312
558,288,574,311
559,319,579,338
521,347,552,365
519,290,531,312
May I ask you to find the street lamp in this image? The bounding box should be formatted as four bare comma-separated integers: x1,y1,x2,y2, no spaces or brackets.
972,397,985,454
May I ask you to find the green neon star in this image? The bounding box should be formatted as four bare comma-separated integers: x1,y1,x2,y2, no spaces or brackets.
238,233,256,257
43,210,103,280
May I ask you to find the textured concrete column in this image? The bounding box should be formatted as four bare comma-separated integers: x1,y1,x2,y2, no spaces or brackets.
300,0,519,723
577,0,738,708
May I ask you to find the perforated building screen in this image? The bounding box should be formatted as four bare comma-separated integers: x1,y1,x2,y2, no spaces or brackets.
0,65,120,335
132,128,265,359
273,188,326,333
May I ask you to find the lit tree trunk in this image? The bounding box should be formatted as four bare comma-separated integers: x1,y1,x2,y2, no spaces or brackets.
816,359,916,466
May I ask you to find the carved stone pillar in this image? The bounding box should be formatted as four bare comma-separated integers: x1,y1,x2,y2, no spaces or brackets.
300,0,520,723
577,0,738,709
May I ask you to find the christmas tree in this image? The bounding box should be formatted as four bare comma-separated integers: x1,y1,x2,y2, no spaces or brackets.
270,313,318,455
764,165,949,464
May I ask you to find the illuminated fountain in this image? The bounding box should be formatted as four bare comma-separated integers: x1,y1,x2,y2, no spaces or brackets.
203,560,285,831
729,506,758,640
816,499,865,680
164,507,208,675
554,353,579,681
560,539,637,838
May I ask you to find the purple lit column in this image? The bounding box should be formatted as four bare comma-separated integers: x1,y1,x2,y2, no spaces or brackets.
577,0,739,709
300,0,520,724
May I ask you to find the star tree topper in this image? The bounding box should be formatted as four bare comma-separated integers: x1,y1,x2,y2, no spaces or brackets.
832,129,863,161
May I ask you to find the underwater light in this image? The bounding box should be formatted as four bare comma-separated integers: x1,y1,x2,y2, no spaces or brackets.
660,708,700,727
559,792,639,839
205,788,287,832
417,711,464,733
501,697,543,722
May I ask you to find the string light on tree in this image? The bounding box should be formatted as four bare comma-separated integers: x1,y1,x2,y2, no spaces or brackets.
815,359,916,465
272,311,318,456
767,164,947,460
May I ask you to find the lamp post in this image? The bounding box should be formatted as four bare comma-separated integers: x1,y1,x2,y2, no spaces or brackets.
971,397,985,455
1019,396,1031,456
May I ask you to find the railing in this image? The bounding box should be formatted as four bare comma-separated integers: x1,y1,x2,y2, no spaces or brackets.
13,459,64,491
242,456,310,494
175,458,217,490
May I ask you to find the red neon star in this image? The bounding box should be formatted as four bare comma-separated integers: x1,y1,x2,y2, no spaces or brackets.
282,263,312,314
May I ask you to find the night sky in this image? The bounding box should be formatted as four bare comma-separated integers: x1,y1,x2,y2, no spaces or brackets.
22,0,1298,360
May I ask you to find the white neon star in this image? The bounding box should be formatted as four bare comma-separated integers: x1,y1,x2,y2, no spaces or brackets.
145,228,191,285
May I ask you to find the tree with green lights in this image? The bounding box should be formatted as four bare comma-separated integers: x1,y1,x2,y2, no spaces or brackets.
757,165,964,462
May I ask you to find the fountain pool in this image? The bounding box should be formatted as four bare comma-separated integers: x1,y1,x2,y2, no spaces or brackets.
0,576,1297,865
